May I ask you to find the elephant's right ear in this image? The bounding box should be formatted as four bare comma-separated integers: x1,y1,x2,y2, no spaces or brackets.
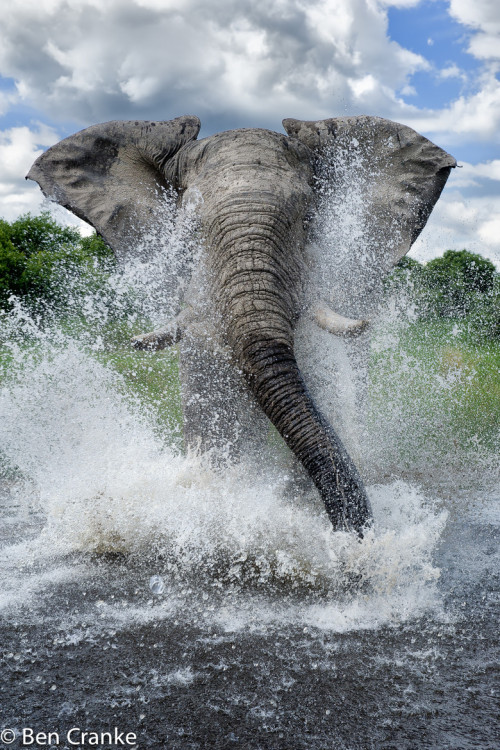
26,116,200,261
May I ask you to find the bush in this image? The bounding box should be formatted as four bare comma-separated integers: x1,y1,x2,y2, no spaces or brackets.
386,249,499,340
384,256,423,293
0,212,115,309
469,276,500,341
422,249,497,317
0,238,28,301
0,212,81,256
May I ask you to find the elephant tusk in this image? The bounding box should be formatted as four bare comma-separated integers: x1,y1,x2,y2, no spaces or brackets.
312,303,369,337
131,326,181,351
131,307,193,351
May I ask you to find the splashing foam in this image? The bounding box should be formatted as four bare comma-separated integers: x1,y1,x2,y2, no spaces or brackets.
301,127,499,489
0,312,446,628
0,178,454,629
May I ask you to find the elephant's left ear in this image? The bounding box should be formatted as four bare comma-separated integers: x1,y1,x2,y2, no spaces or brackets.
27,116,200,261
283,116,456,262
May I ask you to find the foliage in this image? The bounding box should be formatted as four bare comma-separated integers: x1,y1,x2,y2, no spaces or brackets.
370,318,500,473
0,212,115,310
2,213,499,344
422,249,497,317
384,256,423,300
468,275,500,341
0,212,81,256
386,249,500,340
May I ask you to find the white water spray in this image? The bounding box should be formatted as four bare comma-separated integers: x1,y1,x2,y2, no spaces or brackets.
2,161,492,632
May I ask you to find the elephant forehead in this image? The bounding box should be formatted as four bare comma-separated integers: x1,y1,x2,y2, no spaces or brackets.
197,169,310,203
184,136,312,219
195,128,312,176
195,177,312,230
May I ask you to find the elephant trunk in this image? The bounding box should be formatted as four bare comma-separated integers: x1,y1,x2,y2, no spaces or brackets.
243,338,371,533
205,195,372,534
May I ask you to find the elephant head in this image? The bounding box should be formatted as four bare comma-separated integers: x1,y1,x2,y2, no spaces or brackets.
27,115,455,536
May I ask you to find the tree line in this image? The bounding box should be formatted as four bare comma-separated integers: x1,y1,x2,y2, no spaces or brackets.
1,212,499,340
386,250,499,340
0,212,114,311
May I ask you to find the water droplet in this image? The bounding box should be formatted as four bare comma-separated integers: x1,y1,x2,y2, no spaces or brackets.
149,575,165,595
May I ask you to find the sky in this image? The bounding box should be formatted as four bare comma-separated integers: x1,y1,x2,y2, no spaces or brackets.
0,0,499,265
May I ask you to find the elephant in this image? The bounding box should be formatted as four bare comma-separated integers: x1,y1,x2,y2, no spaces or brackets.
27,114,456,536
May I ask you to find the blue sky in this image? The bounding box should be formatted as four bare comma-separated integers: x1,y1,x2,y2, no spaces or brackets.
0,0,499,265
389,2,475,101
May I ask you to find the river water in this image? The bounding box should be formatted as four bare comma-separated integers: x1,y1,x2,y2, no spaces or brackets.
1,183,499,747
0,459,498,748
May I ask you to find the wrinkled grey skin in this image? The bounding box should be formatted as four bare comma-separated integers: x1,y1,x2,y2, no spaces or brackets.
27,115,455,535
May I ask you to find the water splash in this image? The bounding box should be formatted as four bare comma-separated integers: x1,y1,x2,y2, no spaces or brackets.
309,132,404,319
1,164,495,633
0,306,447,630
300,132,499,490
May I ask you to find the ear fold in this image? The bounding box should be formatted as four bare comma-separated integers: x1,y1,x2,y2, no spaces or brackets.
283,115,456,262
27,115,200,261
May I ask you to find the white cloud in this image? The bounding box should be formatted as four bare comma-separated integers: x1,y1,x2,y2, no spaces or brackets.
449,0,500,60
453,159,500,184
0,0,493,156
0,124,59,220
379,0,421,7
0,83,21,117
479,215,500,248
410,152,500,268
412,194,500,269
403,67,500,146
0,0,432,131
439,64,464,80
448,0,500,30
411,173,500,268
0,123,58,187
470,159,500,180
0,0,498,267
0,0,492,142
400,84,417,96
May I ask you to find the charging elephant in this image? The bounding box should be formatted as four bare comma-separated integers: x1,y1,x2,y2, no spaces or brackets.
27,114,455,535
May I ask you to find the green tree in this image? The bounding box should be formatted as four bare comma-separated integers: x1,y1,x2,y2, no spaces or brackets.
385,256,423,291
0,237,28,302
2,212,81,256
386,249,499,340
0,212,114,309
469,275,500,341
422,249,497,317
